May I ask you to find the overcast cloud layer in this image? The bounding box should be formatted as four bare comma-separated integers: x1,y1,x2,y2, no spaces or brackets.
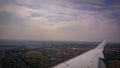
0,0,120,42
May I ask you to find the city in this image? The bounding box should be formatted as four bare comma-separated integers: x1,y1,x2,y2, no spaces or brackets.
0,40,120,68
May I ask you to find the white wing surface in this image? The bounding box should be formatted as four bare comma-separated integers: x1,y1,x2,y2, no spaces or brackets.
52,39,107,68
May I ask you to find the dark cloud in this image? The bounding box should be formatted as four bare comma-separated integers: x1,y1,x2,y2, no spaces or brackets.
104,0,120,6
0,11,17,23
0,11,29,28
0,0,15,7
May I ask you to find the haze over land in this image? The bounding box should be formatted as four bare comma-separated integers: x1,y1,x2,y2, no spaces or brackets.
0,0,120,43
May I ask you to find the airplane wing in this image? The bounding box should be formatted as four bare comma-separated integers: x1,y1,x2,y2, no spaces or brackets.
52,39,107,68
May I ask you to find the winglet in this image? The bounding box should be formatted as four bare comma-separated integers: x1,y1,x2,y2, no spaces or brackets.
95,39,107,49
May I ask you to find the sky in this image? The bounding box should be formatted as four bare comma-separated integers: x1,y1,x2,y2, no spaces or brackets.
0,0,120,43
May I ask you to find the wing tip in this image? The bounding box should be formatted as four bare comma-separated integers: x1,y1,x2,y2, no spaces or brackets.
95,38,108,49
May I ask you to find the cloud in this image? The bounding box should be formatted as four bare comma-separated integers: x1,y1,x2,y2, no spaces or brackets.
0,0,120,42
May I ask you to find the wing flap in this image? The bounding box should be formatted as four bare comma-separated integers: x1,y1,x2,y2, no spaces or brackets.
98,58,106,68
